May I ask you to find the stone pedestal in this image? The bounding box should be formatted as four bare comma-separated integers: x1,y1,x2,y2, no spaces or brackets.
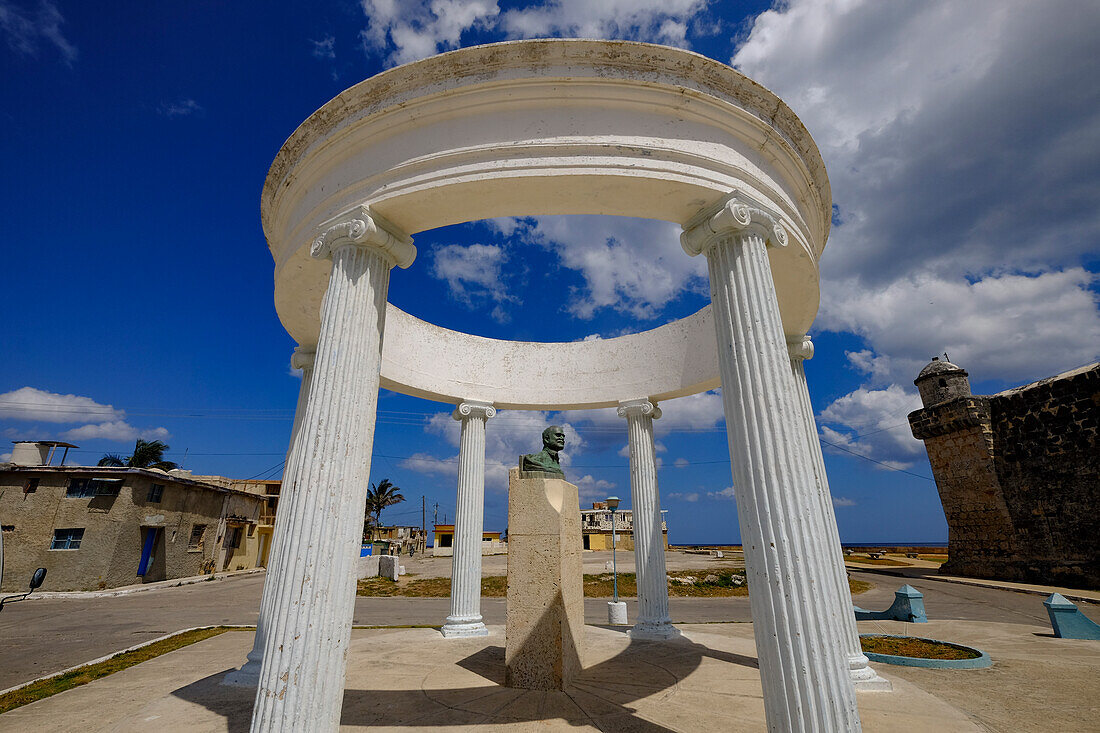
504,468,584,690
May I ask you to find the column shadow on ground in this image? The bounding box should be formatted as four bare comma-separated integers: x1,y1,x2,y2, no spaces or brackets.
171,633,758,731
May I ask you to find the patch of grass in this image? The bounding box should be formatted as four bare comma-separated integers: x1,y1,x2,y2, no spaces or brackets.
848,578,874,595
357,575,507,597
585,568,750,597
918,555,949,564
861,635,980,660
0,626,235,715
356,569,871,598
583,572,638,597
845,555,910,566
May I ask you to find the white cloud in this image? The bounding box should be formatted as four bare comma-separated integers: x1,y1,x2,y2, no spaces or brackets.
499,0,706,48
0,387,125,424
0,452,11,462
667,491,699,502
360,0,500,66
431,242,516,322
0,387,170,444
734,1,1100,286
819,269,1100,386
60,421,170,443
311,35,335,59
574,474,616,502
399,451,456,476
735,0,1100,419
707,485,735,500
159,98,202,117
673,457,689,468
498,216,707,321
403,409,586,491
832,496,856,508
359,0,710,67
818,385,924,469
652,391,723,437
0,0,76,64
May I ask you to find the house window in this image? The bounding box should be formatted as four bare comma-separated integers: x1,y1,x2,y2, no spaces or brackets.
147,483,164,503
1,525,14,532
188,524,207,550
51,528,85,549
439,533,453,548
25,478,39,493
66,477,122,498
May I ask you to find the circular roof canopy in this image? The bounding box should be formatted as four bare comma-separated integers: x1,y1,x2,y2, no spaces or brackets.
262,39,830,409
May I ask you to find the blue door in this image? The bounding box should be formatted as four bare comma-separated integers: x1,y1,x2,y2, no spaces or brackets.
138,528,158,576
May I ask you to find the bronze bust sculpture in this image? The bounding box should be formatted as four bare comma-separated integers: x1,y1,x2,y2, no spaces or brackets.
520,425,566,477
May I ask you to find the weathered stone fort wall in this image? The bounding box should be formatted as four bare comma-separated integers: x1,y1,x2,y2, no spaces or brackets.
910,361,1099,589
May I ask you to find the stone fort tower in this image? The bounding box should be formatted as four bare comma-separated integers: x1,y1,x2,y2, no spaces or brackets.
909,358,1100,590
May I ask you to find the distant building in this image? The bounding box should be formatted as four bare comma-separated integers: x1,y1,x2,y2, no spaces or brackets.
372,525,427,555
0,442,269,592
431,524,505,556
909,359,1100,590
581,502,669,551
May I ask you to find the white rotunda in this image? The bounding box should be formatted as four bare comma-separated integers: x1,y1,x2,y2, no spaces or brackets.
242,39,881,732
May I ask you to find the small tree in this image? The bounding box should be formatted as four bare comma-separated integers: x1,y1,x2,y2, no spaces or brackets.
364,478,405,539
98,439,178,470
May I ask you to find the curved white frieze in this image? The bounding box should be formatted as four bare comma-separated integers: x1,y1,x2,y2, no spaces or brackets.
263,39,831,402
378,304,720,410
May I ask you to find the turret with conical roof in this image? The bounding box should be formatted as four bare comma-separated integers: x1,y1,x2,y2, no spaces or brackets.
914,355,971,406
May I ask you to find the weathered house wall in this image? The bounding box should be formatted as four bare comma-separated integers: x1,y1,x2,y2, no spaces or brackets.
0,467,263,592
910,362,1099,589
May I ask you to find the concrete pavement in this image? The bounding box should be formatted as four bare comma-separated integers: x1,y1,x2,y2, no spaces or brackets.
0,625,994,732
0,550,1081,691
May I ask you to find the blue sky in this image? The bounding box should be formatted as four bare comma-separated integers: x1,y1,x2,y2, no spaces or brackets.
2,1,1098,543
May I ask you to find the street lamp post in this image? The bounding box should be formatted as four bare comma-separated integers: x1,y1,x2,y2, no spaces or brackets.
606,496,627,625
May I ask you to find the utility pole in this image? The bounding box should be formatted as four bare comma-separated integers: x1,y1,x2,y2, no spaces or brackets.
433,502,439,529
421,495,426,534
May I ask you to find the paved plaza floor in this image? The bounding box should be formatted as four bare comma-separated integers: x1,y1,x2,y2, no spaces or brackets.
0,623,1003,732
2,551,1099,731
0,550,1081,691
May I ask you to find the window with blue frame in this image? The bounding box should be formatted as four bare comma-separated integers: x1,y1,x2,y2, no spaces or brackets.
147,483,164,503
51,528,85,549
66,477,122,497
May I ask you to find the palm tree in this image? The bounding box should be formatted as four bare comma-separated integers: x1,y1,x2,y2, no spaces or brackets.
98,439,178,470
364,478,405,539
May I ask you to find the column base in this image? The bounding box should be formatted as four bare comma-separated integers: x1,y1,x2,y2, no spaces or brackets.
441,618,489,638
851,654,892,691
628,621,681,640
221,658,261,687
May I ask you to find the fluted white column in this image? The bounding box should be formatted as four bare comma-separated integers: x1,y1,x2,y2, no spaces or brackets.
618,398,678,640
442,400,495,638
682,196,860,732
223,347,315,687
251,207,415,732
787,335,891,691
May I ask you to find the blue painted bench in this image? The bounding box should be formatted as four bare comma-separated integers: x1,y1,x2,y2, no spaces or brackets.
1044,593,1100,640
854,584,928,623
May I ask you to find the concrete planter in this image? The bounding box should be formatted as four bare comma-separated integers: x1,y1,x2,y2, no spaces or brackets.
859,634,991,669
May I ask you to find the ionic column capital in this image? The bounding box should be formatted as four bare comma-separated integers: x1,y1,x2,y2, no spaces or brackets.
617,398,661,420
290,345,316,372
680,193,789,257
453,400,496,422
310,205,416,268
786,334,814,362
